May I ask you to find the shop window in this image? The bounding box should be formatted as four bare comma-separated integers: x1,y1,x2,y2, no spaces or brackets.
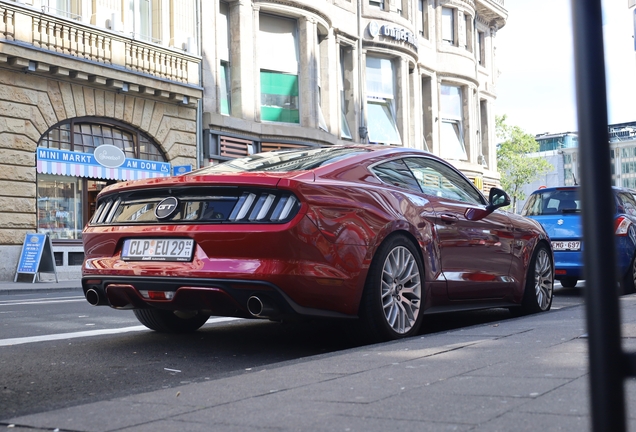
38,174,83,240
440,84,467,160
259,14,300,124
442,7,455,45
366,57,401,145
219,2,231,115
37,119,166,240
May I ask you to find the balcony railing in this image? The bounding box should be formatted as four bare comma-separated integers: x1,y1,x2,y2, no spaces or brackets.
0,2,200,86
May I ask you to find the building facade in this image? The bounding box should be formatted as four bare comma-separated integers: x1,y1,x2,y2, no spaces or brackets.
517,122,636,213
0,0,202,280
0,0,507,281
201,0,507,189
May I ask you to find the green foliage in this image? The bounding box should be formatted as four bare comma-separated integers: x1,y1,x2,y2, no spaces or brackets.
496,115,552,210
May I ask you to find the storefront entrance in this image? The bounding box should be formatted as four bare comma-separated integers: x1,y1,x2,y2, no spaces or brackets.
36,117,170,242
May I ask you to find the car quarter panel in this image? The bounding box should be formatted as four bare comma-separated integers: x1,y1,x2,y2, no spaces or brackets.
507,212,550,301
296,179,443,310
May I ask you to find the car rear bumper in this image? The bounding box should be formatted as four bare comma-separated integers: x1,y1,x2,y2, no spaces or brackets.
81,275,358,320
553,250,584,279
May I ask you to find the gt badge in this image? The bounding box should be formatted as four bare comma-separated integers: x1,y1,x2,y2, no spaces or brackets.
155,197,179,220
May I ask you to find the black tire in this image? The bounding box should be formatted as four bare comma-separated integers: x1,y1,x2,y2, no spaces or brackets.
357,234,425,343
560,277,577,289
515,243,554,315
133,309,210,333
620,256,636,295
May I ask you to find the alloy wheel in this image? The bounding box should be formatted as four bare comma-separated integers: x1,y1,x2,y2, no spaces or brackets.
380,246,422,334
534,248,553,310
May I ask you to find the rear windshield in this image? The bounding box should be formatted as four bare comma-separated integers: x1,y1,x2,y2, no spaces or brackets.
521,189,580,216
191,147,368,174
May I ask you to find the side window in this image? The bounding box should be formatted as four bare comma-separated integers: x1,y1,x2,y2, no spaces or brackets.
618,192,636,216
371,159,421,193
404,157,485,205
521,194,537,216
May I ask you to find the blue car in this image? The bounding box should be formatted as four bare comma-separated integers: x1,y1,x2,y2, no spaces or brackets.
521,186,636,293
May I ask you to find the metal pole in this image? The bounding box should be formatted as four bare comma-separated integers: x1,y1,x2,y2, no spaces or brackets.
570,1,626,430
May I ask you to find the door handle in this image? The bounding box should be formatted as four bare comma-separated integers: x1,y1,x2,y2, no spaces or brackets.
440,214,459,224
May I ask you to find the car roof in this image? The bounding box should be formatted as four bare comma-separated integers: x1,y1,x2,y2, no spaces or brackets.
530,185,635,195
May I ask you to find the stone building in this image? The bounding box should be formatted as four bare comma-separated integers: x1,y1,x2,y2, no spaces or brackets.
0,0,507,281
0,0,202,280
200,0,506,191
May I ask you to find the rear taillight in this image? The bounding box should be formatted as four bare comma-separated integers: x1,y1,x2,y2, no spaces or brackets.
615,216,631,236
229,191,299,222
90,188,300,225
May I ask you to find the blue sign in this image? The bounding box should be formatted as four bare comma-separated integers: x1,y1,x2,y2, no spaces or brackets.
173,165,192,176
15,233,58,283
17,233,46,274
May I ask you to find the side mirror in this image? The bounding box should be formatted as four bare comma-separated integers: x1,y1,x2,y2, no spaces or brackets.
465,187,511,221
487,187,511,211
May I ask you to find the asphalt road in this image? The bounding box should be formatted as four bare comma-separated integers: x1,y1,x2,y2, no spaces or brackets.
0,284,585,420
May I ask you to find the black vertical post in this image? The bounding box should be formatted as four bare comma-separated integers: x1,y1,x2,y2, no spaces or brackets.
570,1,626,431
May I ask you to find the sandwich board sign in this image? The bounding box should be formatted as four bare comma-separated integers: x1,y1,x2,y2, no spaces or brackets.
14,233,58,283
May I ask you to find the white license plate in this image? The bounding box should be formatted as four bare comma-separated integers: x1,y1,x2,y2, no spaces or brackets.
122,238,194,261
551,241,581,251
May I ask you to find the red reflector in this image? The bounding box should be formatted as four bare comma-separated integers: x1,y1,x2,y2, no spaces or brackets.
148,291,167,300
555,270,567,275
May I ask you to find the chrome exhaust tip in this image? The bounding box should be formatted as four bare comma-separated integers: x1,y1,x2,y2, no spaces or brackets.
247,295,278,318
85,288,102,306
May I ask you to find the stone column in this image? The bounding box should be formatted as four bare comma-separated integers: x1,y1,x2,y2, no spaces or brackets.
229,0,255,121
298,17,318,129
200,0,217,114
395,56,409,146
321,27,338,134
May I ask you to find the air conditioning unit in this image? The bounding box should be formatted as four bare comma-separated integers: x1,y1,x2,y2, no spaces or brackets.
182,37,194,54
106,13,122,32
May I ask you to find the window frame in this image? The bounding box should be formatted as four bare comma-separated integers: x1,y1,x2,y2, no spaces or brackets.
441,7,455,46
365,56,402,145
219,1,231,115
440,84,467,161
259,14,300,124
38,117,166,162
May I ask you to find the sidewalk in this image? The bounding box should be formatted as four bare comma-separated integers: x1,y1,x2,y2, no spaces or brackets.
3,294,636,431
0,278,82,296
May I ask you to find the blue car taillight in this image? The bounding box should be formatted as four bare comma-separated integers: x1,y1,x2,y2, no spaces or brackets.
615,216,631,236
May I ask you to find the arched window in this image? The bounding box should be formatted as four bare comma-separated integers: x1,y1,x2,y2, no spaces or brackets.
36,118,167,241
39,117,166,162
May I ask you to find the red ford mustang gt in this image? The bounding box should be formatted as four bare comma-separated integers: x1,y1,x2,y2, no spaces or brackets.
82,145,554,341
